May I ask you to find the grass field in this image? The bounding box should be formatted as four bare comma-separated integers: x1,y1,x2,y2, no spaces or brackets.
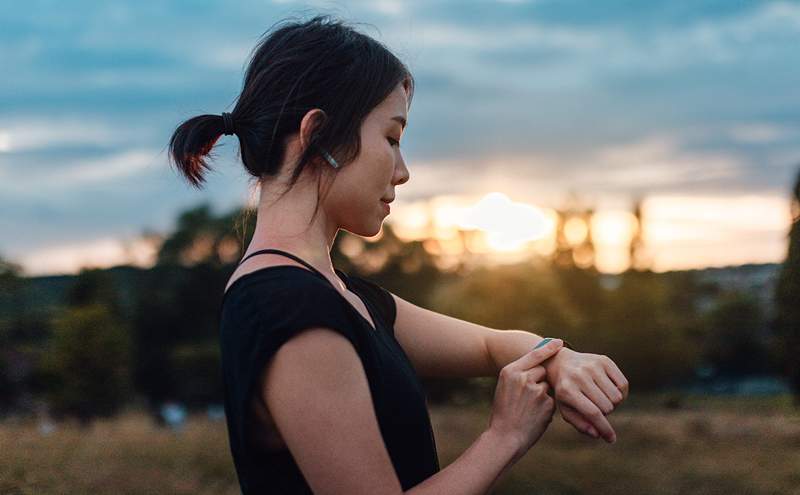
2,394,799,494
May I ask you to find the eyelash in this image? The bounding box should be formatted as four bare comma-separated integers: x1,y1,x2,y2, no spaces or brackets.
387,137,401,148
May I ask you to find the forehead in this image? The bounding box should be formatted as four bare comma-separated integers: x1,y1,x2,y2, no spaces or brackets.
373,84,409,119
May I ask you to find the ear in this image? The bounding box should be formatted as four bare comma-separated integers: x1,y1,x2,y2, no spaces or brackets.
298,108,327,153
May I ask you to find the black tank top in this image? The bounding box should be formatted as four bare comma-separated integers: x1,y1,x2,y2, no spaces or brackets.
217,249,440,494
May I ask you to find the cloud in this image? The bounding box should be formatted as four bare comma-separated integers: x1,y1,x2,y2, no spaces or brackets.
366,0,406,16
727,123,798,144
0,119,123,153
403,1,800,96
409,20,603,51
401,133,752,204
47,149,164,185
1,148,164,189
574,134,744,192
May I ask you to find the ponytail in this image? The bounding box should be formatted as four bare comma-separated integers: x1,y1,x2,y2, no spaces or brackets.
168,113,232,188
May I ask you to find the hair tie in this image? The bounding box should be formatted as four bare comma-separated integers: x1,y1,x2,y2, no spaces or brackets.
221,112,236,136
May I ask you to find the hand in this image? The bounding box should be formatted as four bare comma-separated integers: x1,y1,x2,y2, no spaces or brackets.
488,338,562,462
543,348,629,443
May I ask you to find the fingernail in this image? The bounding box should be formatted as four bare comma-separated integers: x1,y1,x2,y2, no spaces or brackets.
533,338,552,349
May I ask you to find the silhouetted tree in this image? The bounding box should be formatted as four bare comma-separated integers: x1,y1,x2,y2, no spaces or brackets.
630,197,649,270
704,291,769,376
156,202,252,268
63,268,124,317
41,303,132,424
133,203,245,414
1,255,51,414
0,255,24,346
38,270,133,423
775,165,800,403
169,340,223,407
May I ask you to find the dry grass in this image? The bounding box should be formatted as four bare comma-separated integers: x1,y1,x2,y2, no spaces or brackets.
0,412,238,495
433,395,800,495
1,395,799,494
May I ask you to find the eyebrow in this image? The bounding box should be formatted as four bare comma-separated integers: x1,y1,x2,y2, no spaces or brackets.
391,115,407,129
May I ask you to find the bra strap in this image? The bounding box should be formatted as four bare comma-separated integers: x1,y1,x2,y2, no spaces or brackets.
237,248,331,286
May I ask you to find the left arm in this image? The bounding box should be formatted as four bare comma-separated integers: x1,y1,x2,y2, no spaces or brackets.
390,292,628,443
392,292,557,378
391,292,499,379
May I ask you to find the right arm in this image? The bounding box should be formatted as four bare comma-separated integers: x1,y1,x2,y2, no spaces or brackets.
260,327,528,495
405,428,519,495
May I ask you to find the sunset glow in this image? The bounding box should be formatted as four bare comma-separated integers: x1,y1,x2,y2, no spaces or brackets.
16,237,159,276
385,191,790,273
13,192,793,276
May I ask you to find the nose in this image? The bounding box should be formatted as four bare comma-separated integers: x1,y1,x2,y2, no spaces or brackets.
394,154,410,186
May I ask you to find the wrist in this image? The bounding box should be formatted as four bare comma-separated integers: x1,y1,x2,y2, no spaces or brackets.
542,346,576,373
481,427,524,465
533,336,575,351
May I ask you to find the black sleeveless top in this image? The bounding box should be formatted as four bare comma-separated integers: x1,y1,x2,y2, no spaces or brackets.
217,249,440,494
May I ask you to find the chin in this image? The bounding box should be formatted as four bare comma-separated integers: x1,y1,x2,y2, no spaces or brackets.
342,219,383,238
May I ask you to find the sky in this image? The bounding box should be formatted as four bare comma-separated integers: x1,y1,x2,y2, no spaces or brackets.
1,0,799,275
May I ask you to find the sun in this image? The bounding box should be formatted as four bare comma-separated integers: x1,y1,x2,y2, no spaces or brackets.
459,192,553,252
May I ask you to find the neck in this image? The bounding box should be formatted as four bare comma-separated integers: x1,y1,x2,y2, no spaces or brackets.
244,179,341,281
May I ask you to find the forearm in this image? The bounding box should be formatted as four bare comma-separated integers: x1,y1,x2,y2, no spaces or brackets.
405,429,519,495
486,329,547,373
487,329,577,375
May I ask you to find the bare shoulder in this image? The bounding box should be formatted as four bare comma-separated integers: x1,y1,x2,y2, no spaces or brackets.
259,327,404,495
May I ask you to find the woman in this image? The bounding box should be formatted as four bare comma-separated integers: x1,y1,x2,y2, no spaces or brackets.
168,14,629,495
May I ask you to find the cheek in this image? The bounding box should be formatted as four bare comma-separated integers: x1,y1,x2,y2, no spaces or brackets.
379,147,396,180
363,144,395,184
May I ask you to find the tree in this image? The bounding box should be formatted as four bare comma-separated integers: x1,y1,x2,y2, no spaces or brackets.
132,203,243,412
0,255,25,343
63,268,124,317
155,202,252,268
41,303,132,423
774,164,800,403
704,291,769,376
38,269,133,423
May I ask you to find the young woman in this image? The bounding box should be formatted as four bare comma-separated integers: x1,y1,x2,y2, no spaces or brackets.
168,14,628,495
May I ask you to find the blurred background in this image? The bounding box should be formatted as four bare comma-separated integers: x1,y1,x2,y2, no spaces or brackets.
2,1,800,494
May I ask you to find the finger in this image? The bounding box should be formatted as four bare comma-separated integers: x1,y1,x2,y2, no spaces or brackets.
603,359,629,400
511,339,563,371
525,365,546,382
567,391,617,443
594,371,624,406
579,376,615,415
558,401,599,438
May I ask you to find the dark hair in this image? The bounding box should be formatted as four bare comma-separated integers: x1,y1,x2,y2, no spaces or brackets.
168,14,414,222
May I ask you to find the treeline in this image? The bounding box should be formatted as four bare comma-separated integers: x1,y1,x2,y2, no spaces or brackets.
1,182,799,422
